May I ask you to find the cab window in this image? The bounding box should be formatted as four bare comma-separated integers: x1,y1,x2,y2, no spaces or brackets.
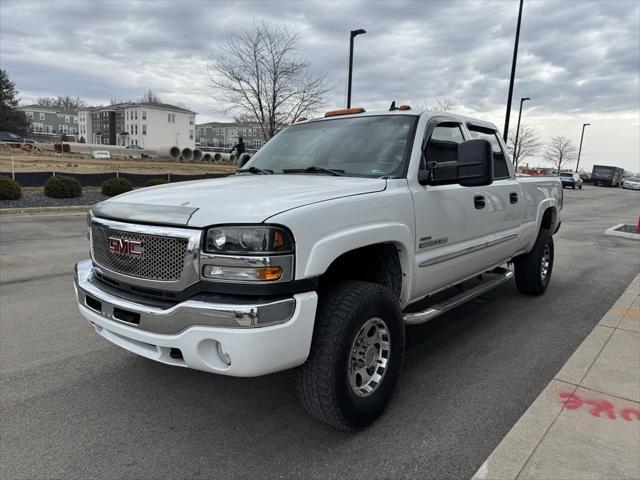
467,126,510,179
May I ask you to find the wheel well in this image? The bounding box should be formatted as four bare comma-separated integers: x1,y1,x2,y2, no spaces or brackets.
318,243,403,299
540,207,557,232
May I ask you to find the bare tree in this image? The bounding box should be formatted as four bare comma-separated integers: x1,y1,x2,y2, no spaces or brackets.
208,22,329,140
423,96,456,112
141,89,162,104
543,136,578,174
36,95,86,110
508,124,542,168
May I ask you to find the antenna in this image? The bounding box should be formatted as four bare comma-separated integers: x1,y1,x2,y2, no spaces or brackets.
389,101,398,111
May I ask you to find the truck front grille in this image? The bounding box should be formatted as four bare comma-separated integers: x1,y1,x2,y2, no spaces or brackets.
91,224,188,281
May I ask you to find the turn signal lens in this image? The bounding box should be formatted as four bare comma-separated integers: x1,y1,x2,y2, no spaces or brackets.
256,267,283,281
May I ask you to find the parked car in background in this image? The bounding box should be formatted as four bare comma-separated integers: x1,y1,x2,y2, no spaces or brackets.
622,177,640,190
591,165,624,187
0,131,36,143
560,172,583,189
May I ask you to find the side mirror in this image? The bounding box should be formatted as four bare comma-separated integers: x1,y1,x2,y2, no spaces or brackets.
238,152,251,168
419,139,494,187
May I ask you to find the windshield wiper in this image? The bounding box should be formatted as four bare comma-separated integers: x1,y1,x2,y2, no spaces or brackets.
282,166,347,176
237,166,274,175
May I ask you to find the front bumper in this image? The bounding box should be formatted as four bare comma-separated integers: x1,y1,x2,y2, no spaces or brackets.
74,259,318,377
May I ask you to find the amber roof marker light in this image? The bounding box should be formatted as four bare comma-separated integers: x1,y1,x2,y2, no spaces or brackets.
324,108,366,118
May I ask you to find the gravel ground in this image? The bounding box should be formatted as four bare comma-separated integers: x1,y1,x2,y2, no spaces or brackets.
0,190,109,208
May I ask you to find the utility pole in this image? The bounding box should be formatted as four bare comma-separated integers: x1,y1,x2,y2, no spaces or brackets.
503,0,524,141
576,123,590,172
347,29,367,108
512,96,530,168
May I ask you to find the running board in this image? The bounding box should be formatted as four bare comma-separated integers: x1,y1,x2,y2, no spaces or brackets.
403,267,513,325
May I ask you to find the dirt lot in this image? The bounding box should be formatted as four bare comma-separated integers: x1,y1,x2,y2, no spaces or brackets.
0,149,237,175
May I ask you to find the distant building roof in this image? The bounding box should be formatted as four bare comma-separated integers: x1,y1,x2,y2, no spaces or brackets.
20,105,79,115
81,102,195,114
197,121,262,127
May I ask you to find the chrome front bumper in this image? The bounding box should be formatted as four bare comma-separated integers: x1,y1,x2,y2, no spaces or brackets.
74,259,319,377
74,259,296,334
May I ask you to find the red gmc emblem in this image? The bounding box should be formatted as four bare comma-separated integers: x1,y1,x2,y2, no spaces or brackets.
108,236,143,258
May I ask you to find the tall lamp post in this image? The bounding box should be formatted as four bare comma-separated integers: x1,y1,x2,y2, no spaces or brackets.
575,123,590,172
347,28,366,108
512,96,531,168
503,0,524,141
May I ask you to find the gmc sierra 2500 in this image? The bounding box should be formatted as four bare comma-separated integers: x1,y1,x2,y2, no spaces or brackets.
74,107,562,431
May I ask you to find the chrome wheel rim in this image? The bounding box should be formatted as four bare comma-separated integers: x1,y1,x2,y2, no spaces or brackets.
541,244,551,281
348,317,391,397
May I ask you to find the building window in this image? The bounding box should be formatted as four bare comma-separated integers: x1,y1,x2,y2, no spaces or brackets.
73,117,78,123
31,122,44,132
142,125,147,135
142,111,146,120
189,117,194,125
59,125,69,134
39,112,45,120
64,115,69,123
168,113,175,123
134,110,138,120
190,129,194,140
135,124,138,135
26,111,34,119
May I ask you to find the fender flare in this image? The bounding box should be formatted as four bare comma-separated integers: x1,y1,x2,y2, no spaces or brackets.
526,199,558,252
303,223,415,305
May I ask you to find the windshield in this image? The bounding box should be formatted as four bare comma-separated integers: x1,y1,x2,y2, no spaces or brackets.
243,115,418,178
626,177,640,182
560,173,574,177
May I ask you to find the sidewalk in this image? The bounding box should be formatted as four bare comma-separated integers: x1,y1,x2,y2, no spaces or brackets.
473,274,640,480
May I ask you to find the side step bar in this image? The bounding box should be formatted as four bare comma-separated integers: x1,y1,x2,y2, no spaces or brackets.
403,267,513,325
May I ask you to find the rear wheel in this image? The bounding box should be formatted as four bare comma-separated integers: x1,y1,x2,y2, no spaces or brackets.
296,281,404,431
514,229,554,295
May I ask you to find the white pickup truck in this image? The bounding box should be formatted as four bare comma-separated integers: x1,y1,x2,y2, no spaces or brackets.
74,107,562,431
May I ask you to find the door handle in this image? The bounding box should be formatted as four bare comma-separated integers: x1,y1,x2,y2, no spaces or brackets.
510,192,519,204
474,195,486,209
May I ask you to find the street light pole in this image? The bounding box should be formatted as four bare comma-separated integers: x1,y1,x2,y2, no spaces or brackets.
576,123,590,172
347,29,366,108
512,96,530,168
503,0,524,142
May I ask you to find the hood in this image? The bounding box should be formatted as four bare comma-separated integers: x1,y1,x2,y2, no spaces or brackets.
92,175,387,227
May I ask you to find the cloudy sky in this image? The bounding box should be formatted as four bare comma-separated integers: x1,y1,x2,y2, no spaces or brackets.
1,0,638,171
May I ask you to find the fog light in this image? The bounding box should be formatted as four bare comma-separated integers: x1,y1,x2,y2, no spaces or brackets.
217,342,231,366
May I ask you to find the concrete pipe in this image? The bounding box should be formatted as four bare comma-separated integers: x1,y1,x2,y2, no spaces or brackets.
180,148,193,162
170,146,181,160
213,152,223,162
203,153,213,162
192,149,203,162
229,154,237,163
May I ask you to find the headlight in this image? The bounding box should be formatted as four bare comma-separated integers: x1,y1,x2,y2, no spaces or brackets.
204,225,294,254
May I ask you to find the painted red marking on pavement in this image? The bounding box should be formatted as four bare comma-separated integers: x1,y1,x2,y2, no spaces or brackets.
621,408,640,421
559,393,583,409
559,392,639,422
584,399,617,419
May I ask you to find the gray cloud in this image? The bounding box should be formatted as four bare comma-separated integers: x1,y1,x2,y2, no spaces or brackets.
1,1,638,125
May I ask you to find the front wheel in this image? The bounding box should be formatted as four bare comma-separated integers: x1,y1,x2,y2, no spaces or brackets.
514,230,554,295
296,281,405,431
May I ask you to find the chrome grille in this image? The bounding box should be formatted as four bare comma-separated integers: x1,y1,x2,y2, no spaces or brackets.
91,224,188,281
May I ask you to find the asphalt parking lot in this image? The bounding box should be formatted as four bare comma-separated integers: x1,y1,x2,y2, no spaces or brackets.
1,185,639,480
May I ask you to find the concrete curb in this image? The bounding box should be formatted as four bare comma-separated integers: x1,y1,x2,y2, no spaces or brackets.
0,205,91,217
604,223,640,241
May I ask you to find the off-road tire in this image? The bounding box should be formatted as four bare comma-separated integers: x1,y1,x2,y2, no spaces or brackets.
296,281,404,431
514,229,554,295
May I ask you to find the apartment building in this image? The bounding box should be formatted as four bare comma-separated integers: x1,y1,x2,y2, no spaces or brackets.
195,122,265,150
78,102,196,150
19,105,79,139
